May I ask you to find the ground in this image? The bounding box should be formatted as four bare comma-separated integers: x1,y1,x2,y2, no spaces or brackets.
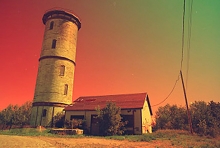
0,135,175,148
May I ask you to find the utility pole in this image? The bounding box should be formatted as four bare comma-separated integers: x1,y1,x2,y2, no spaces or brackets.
180,70,193,134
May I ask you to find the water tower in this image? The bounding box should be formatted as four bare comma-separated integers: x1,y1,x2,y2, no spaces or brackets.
30,9,81,127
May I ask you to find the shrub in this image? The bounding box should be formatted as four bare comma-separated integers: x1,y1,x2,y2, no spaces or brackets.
97,102,126,136
64,119,83,129
154,101,220,137
53,112,65,128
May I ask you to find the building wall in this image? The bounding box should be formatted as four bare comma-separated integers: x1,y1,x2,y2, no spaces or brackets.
30,10,80,127
34,18,78,104
40,18,78,63
65,110,97,132
66,109,144,135
121,109,133,133
33,58,74,104
30,106,64,126
133,109,142,134
121,109,142,134
141,100,152,133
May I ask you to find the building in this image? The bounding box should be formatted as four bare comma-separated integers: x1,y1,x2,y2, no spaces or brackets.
30,9,81,127
65,93,153,135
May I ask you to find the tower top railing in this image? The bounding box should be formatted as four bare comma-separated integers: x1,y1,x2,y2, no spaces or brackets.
44,7,80,18
42,8,81,29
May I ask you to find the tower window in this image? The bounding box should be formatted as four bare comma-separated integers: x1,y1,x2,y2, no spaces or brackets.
49,21,54,30
52,39,57,49
42,109,47,117
60,65,65,76
64,84,68,95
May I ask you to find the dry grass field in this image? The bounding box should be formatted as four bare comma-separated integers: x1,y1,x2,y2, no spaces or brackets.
0,135,176,148
0,128,219,148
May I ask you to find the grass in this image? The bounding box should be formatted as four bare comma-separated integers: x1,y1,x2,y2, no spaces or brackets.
106,130,220,148
0,128,84,138
106,134,156,142
151,129,220,148
0,128,51,136
1,128,220,147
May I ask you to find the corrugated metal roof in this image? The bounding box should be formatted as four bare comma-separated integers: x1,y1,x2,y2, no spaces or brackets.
65,92,149,111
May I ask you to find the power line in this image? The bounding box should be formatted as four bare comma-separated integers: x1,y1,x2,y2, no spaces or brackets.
151,75,180,107
180,0,186,70
186,0,194,90
151,0,186,107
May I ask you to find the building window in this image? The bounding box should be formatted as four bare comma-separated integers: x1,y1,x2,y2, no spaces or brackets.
121,115,134,128
70,115,84,128
52,39,57,49
49,21,54,30
42,109,47,117
60,65,65,76
70,115,84,120
64,84,68,95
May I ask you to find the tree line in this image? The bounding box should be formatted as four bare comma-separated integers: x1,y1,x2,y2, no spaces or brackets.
0,101,32,129
0,101,125,136
1,100,219,137
154,101,220,137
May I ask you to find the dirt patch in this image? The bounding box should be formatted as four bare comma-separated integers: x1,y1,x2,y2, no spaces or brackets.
40,137,175,148
0,135,53,148
0,135,176,148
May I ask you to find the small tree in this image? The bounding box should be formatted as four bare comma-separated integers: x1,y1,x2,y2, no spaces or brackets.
155,104,188,130
155,101,220,137
97,102,126,136
190,101,220,137
18,101,32,126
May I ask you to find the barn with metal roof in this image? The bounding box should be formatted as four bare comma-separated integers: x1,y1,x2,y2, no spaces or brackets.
64,92,153,135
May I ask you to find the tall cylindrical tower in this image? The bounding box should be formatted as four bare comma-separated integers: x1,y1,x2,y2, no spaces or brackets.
30,9,81,127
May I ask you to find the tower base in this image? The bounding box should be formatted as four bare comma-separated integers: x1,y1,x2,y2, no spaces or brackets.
30,102,68,127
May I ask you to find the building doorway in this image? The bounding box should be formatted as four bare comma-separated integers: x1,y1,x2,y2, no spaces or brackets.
90,115,99,135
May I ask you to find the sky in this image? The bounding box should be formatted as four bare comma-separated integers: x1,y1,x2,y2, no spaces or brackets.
0,0,219,113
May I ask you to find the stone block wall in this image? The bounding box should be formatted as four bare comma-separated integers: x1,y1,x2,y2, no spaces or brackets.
30,10,81,127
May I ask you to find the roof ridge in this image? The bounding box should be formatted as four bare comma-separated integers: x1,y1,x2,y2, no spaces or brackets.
77,92,147,98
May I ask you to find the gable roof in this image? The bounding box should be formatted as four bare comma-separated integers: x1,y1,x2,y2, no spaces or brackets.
65,93,152,114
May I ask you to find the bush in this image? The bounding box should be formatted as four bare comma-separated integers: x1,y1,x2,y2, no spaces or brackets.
154,101,220,137
64,119,84,129
0,102,32,129
154,104,188,130
190,101,220,137
97,102,126,136
53,112,65,128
